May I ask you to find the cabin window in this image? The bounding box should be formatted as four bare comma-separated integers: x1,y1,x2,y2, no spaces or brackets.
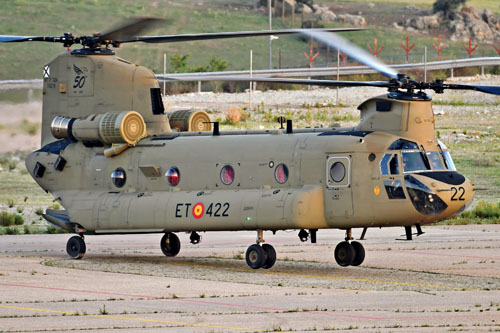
274,163,289,184
220,165,235,185
165,167,180,186
111,168,126,188
330,162,345,182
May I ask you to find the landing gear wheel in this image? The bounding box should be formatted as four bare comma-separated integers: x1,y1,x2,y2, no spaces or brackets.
66,236,86,259
261,244,276,269
245,244,265,269
334,241,354,267
350,241,365,266
160,232,181,257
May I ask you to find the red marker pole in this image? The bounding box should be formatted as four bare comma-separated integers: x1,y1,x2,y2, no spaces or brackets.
367,38,383,57
493,41,500,56
462,37,478,58
400,36,415,63
304,43,319,68
432,35,446,59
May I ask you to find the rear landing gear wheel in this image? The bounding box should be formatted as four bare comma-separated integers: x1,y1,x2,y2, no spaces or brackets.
66,235,86,259
245,244,265,269
261,244,276,269
334,241,354,267
160,232,181,257
350,241,365,266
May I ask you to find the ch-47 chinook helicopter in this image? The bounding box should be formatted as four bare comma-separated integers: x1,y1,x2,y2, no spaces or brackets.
2,18,500,270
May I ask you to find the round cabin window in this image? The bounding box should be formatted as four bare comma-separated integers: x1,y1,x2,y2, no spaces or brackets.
274,163,289,184
111,168,126,188
165,167,180,186
220,165,235,185
330,162,345,183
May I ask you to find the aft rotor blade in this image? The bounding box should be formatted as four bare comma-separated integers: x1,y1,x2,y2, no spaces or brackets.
167,75,393,89
127,28,364,44
100,17,164,42
300,30,399,80
442,83,500,96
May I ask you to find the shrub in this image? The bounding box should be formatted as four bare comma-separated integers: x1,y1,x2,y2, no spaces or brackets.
461,201,500,219
14,214,24,225
5,227,19,235
51,202,61,210
7,198,15,208
35,208,44,216
0,212,15,226
16,206,24,214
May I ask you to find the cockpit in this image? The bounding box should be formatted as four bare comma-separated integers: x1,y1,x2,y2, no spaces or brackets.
379,138,466,217
380,139,456,175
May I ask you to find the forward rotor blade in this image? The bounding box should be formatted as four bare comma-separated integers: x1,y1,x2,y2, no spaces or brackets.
300,30,399,80
0,35,37,42
442,83,500,96
100,17,164,42
167,75,393,89
125,28,364,44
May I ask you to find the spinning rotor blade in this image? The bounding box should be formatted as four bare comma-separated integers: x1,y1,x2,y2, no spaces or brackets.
126,27,364,44
0,35,35,42
100,17,164,43
439,83,500,96
300,30,399,80
168,75,394,89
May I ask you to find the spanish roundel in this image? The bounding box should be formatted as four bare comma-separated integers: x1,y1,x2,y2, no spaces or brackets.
192,202,205,219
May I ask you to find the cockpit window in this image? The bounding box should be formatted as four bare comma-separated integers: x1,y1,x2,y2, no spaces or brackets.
426,152,446,170
438,140,456,171
402,151,431,173
388,139,419,150
441,151,456,171
380,154,400,175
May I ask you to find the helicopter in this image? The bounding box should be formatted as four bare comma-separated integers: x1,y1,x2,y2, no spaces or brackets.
2,18,499,270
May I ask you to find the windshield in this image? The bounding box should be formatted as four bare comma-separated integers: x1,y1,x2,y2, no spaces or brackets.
402,151,431,173
427,151,446,170
441,151,456,171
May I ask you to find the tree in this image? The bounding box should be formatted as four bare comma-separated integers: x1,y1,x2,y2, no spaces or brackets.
433,0,467,15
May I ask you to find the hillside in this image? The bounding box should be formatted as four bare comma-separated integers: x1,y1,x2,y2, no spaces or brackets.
0,0,500,79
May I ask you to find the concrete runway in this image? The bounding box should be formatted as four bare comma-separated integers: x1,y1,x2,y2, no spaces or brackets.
0,225,499,332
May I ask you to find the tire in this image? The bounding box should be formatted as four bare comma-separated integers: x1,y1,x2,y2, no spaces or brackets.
66,236,86,259
334,241,354,267
350,241,365,266
160,232,181,257
261,244,276,269
245,244,265,269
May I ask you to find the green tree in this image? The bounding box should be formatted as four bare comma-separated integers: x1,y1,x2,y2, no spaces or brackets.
433,0,467,15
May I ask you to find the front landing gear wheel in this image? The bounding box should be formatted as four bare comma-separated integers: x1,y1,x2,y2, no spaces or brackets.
160,232,181,257
350,241,365,266
66,236,86,259
334,241,354,267
261,244,276,269
245,244,265,269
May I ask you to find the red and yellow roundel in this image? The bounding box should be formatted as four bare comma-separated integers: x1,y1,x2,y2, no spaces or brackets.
192,202,205,219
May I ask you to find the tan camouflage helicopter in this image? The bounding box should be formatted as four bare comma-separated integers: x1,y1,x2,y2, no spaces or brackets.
2,18,498,269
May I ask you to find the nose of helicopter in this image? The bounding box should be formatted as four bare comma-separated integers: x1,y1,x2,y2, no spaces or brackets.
406,172,474,220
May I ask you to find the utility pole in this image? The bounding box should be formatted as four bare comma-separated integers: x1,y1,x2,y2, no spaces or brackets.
268,0,273,69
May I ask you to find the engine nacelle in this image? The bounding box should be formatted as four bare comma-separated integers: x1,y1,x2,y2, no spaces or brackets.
51,111,146,145
168,109,212,132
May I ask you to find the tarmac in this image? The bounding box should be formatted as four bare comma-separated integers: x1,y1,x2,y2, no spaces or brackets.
0,225,499,332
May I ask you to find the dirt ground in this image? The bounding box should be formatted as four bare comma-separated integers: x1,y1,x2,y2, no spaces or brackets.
0,225,499,332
